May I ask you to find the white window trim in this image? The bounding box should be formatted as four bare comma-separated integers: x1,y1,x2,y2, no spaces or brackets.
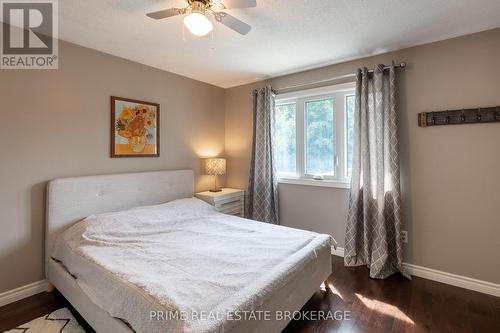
278,176,351,189
344,93,356,179
275,82,355,189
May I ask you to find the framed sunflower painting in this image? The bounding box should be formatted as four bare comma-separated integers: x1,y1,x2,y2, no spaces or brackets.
111,96,160,158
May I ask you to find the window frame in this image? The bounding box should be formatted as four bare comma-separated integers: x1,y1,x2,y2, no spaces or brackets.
275,83,355,189
344,93,356,179
303,94,337,179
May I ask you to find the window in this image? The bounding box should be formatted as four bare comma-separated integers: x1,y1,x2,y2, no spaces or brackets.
305,99,335,176
274,83,355,187
275,103,296,175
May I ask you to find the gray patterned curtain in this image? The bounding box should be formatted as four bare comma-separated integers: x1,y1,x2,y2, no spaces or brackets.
344,64,409,279
246,86,279,224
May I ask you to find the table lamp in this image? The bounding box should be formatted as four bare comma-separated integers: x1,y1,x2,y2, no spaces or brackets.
203,158,226,192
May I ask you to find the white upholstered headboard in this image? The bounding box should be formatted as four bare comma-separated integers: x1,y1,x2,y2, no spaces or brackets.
45,169,194,266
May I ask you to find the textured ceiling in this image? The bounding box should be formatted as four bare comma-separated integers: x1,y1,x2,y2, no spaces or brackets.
55,0,500,88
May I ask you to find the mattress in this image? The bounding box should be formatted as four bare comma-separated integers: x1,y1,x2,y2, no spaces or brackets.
52,198,332,333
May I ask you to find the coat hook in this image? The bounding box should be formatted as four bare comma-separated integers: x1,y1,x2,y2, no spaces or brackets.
461,109,466,123
445,111,450,124
431,112,436,125
476,108,482,121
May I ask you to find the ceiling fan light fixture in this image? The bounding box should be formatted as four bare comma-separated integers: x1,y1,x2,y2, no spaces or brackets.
184,11,213,37
147,0,254,36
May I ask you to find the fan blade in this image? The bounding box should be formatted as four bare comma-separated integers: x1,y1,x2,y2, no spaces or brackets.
220,0,257,9
216,12,252,35
146,8,184,20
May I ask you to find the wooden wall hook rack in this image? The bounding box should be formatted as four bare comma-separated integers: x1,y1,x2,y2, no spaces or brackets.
418,106,500,127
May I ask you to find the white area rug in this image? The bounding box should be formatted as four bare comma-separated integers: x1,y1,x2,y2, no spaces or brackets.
4,308,85,333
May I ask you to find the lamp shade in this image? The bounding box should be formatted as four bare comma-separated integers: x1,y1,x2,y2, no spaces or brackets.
204,158,226,176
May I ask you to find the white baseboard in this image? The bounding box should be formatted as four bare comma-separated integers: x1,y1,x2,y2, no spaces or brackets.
331,245,345,257
330,245,500,298
403,263,500,298
0,280,48,307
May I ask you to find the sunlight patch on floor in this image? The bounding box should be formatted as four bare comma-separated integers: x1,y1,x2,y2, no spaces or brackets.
321,281,344,300
355,293,414,324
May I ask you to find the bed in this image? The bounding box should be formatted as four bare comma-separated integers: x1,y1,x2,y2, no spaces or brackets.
45,170,332,333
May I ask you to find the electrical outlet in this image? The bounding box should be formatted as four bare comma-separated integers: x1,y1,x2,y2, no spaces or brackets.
401,231,408,244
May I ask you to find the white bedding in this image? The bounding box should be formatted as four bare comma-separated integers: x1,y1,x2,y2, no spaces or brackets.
52,198,332,333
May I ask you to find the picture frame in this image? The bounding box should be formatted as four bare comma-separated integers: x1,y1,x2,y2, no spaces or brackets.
110,96,160,158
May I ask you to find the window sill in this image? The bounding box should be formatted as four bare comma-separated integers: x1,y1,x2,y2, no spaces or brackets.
278,177,351,189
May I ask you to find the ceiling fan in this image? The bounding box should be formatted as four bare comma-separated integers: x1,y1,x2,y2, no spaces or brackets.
147,0,257,37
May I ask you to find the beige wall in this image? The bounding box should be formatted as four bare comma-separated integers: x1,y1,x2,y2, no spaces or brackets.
225,28,500,284
1,27,499,295
0,40,225,293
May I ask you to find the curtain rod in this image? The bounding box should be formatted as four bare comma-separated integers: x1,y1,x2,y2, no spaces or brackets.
275,62,407,94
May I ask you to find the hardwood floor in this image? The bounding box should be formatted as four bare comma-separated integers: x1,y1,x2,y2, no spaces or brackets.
1,256,499,332
0,291,94,333
285,256,500,333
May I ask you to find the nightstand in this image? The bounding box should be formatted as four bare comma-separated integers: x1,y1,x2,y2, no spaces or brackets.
195,188,245,217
